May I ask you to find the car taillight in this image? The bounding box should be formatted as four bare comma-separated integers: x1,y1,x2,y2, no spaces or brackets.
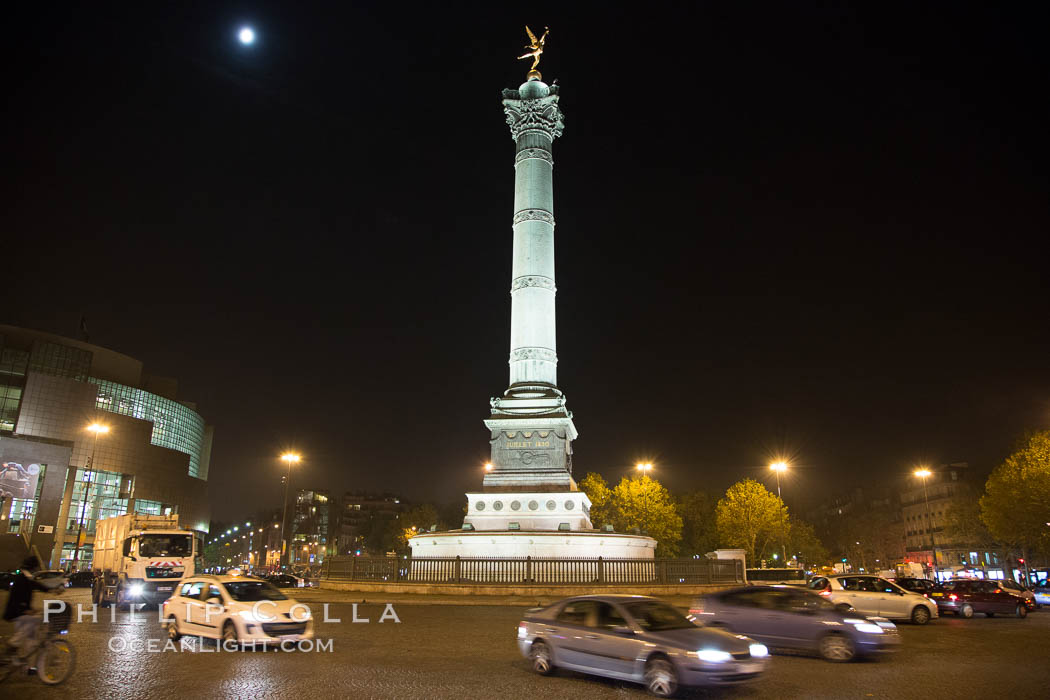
819,589,832,597
994,589,1002,594
949,594,958,601
689,600,705,615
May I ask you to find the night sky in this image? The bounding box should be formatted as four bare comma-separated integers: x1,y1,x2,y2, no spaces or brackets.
7,2,1049,519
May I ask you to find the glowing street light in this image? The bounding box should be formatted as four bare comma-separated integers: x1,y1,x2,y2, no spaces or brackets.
914,467,936,567
280,453,302,567
635,463,654,533
73,422,111,569
769,461,790,564
238,27,255,45
484,463,493,472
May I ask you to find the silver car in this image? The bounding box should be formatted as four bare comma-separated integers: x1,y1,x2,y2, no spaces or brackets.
807,575,938,624
517,595,769,697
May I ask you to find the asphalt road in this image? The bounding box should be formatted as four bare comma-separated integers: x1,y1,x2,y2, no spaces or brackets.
4,592,1049,699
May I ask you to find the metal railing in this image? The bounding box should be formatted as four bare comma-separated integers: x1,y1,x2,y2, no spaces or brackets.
321,556,744,585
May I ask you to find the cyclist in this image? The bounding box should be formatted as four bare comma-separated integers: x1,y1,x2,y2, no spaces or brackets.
3,555,50,659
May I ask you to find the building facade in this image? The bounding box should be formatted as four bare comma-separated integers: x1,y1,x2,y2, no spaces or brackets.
336,491,404,555
290,489,331,565
900,462,1002,575
0,325,212,570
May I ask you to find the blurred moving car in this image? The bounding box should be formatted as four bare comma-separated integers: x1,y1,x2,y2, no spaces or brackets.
266,574,305,588
517,595,769,697
690,585,899,662
1033,583,1050,607
162,573,313,645
997,578,1038,608
34,570,69,589
806,575,938,624
895,578,937,597
67,571,95,588
930,579,1031,618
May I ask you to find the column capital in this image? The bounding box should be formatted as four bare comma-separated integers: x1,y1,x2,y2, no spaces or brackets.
503,93,564,141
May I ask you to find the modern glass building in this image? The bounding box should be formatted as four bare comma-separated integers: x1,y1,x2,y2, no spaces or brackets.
0,324,212,571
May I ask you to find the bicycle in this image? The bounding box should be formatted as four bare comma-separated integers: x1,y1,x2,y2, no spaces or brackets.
0,606,76,685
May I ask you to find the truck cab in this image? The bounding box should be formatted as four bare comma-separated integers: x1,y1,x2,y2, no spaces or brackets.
92,514,201,608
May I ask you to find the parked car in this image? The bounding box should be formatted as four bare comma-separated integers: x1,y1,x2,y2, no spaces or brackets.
895,577,938,598
518,595,769,697
67,570,95,588
690,585,899,662
997,578,1038,608
806,574,938,624
930,579,1031,618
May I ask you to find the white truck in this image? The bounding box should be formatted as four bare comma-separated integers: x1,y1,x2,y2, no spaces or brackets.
92,513,200,607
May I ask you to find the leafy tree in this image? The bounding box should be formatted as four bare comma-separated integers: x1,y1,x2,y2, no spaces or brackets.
578,472,613,527
981,431,1050,558
398,504,440,548
609,475,683,556
716,479,786,565
787,520,829,567
436,498,467,530
362,516,398,554
679,489,718,556
943,495,997,549
578,472,683,555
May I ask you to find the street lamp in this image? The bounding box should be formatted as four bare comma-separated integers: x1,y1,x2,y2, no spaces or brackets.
484,463,493,472
636,463,653,533
279,452,301,569
72,423,110,571
914,468,935,573
770,461,789,565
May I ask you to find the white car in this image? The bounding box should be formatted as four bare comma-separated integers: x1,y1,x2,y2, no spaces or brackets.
162,574,314,645
806,575,938,624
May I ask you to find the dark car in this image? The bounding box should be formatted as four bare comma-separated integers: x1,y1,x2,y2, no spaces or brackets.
0,571,17,590
67,571,95,588
690,585,900,662
930,579,1030,618
266,574,303,588
896,578,938,597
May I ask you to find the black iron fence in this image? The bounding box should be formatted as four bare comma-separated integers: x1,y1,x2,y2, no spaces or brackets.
321,556,744,585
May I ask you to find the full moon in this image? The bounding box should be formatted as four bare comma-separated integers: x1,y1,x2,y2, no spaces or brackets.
238,27,255,45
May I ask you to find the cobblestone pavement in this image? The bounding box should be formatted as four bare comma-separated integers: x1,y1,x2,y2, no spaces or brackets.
5,593,1049,699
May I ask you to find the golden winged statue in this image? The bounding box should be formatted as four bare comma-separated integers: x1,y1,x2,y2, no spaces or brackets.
518,26,549,72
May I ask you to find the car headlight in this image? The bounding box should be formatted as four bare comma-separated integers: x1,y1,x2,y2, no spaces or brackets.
695,649,732,663
749,644,769,658
853,623,884,634
128,583,144,597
